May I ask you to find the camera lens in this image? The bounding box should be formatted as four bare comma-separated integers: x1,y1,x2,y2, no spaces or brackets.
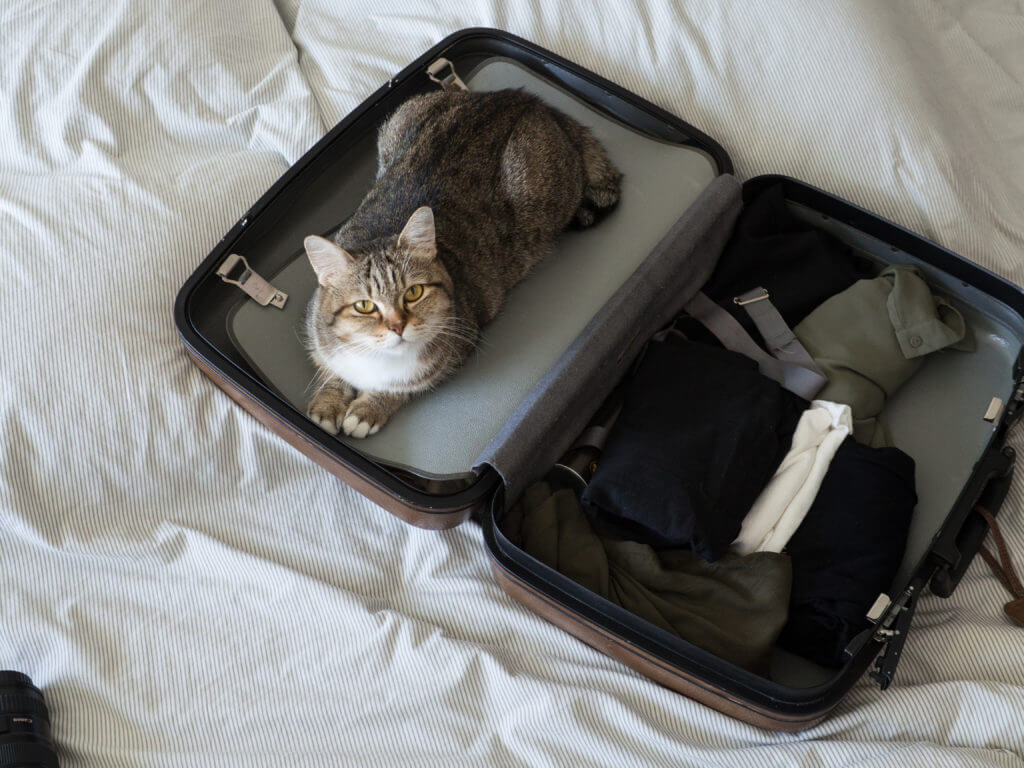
0,671,60,768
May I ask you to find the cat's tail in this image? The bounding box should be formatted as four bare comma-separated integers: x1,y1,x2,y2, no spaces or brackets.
552,112,623,228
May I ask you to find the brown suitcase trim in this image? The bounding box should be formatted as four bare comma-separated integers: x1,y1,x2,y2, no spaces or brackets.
490,555,833,732
185,347,477,530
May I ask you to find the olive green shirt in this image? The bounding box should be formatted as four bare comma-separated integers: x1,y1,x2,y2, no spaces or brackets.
794,265,972,446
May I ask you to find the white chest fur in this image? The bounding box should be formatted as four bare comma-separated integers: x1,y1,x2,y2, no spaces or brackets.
324,345,422,392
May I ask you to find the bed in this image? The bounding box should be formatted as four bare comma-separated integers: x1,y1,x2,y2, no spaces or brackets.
2,0,1023,765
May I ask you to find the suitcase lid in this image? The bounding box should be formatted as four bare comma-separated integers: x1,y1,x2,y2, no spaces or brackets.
174,28,732,522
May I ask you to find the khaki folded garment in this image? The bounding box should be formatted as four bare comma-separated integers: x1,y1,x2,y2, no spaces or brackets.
503,482,792,674
794,265,973,446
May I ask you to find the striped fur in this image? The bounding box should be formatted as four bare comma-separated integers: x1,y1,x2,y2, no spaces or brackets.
304,89,621,437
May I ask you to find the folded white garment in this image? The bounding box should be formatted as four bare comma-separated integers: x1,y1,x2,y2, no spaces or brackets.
732,400,853,555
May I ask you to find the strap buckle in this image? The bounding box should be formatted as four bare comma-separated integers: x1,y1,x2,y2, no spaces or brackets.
733,287,770,306
216,253,288,309
426,58,468,92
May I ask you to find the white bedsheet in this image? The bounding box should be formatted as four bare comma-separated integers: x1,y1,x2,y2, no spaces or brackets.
2,1,1023,765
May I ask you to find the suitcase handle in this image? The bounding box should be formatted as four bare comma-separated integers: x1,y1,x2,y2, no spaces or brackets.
929,445,1016,598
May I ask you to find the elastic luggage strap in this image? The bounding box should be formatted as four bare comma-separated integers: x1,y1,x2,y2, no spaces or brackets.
976,505,1024,628
683,290,827,400
733,287,826,377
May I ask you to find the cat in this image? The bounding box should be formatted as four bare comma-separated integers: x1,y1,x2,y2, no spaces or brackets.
304,88,621,438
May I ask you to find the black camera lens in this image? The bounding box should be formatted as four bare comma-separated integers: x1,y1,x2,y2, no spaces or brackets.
0,671,60,768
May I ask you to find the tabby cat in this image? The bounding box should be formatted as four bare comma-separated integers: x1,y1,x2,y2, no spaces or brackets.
304,88,620,438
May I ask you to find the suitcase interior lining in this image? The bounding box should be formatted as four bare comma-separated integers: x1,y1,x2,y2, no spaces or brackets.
475,174,742,501
224,57,719,480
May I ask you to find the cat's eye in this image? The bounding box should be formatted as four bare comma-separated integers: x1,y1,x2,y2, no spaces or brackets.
404,284,424,303
353,300,376,314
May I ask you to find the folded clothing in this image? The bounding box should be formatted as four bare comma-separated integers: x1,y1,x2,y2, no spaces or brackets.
777,437,917,667
502,482,792,673
699,182,872,334
580,335,807,560
794,265,973,447
733,400,853,555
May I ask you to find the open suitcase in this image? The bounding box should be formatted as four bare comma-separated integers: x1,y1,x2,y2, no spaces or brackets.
173,29,1024,731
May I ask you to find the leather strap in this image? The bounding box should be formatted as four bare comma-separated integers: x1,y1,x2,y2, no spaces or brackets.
683,291,827,400
975,505,1024,628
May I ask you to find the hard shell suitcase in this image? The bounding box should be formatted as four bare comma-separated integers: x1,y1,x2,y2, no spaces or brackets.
174,28,1024,730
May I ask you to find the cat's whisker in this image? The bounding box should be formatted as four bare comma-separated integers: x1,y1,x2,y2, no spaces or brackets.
422,324,483,348
304,365,337,398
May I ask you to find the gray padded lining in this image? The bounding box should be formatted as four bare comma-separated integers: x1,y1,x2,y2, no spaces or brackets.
228,58,719,478
479,174,742,502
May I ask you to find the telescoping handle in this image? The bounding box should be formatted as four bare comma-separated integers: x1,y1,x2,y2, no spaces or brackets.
929,445,1016,599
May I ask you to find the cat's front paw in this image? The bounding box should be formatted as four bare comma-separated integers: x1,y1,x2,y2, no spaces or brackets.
341,393,404,439
341,401,386,439
307,387,354,435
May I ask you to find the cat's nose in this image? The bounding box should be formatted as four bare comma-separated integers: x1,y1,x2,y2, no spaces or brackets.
389,322,406,337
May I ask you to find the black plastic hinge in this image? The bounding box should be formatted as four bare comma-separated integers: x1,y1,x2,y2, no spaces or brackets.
1005,382,1024,428
1013,346,1024,381
1004,349,1024,427
868,575,928,690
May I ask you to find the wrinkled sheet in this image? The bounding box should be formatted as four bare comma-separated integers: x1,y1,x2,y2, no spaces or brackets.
2,1,1023,765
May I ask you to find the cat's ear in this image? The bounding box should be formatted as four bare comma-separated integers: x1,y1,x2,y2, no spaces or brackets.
397,206,436,260
305,235,354,286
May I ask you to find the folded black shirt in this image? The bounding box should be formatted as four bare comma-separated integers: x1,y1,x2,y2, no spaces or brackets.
706,183,872,328
777,437,917,666
580,336,807,561
678,182,873,346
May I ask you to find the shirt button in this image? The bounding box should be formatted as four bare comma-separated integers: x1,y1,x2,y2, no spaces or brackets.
909,335,923,348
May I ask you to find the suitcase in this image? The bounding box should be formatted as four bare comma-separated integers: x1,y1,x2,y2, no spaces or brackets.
173,28,1024,730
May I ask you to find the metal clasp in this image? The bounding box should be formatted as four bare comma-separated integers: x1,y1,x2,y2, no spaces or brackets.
216,254,288,309
426,58,468,92
868,579,924,690
733,287,770,306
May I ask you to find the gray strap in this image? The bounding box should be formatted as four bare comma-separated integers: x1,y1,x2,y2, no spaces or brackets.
778,363,829,400
734,288,826,376
684,291,827,400
684,292,787,384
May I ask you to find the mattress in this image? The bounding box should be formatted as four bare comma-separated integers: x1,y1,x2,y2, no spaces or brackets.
2,1,1023,766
